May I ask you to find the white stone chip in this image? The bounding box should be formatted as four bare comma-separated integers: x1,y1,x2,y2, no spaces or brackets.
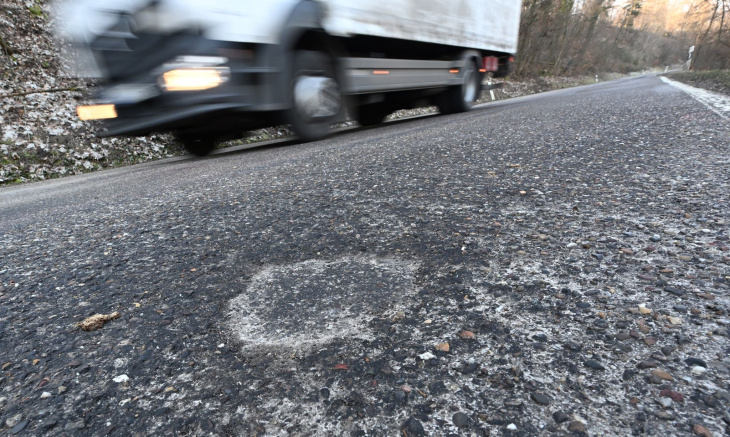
691,366,707,375
113,374,130,383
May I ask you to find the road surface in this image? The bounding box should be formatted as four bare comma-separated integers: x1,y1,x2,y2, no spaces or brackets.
1,75,729,436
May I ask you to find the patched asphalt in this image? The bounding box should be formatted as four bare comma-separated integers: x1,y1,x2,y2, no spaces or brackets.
1,75,729,436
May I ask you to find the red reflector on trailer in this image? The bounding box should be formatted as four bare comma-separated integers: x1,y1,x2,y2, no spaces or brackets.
449,69,459,73
482,56,499,72
373,70,390,75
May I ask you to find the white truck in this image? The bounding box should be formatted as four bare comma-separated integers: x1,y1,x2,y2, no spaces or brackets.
61,0,521,155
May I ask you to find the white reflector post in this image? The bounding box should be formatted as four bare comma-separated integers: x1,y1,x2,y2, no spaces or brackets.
161,68,226,92
77,104,117,120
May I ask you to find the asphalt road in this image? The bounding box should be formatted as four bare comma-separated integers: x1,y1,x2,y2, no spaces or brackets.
1,75,729,436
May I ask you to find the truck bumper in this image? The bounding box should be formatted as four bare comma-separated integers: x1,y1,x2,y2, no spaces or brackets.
101,102,251,137
80,31,286,136
95,79,285,137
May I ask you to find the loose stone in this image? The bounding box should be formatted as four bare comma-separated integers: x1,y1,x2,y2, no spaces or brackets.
651,369,674,381
713,328,728,337
568,421,586,433
40,419,57,430
113,374,130,383
693,424,713,437
459,330,475,339
5,414,22,428
452,412,470,428
402,417,425,436
691,366,707,375
655,411,675,420
665,287,685,296
660,390,684,402
531,393,551,405
657,397,672,408
685,358,707,368
553,411,570,423
10,420,29,435
584,360,605,370
435,342,450,352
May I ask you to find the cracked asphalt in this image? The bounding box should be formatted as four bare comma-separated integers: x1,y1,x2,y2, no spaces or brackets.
1,75,729,436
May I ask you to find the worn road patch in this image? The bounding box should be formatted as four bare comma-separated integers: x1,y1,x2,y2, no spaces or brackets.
228,257,419,352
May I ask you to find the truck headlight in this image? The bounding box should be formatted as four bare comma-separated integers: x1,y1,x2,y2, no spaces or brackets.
160,67,229,92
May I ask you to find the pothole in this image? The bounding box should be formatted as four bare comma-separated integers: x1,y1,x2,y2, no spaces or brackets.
228,256,419,351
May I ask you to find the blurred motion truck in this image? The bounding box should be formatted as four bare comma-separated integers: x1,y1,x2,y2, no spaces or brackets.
62,0,521,155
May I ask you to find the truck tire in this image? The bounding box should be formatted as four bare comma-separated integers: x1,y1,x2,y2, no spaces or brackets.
356,104,391,127
437,58,480,115
176,134,218,157
286,50,343,141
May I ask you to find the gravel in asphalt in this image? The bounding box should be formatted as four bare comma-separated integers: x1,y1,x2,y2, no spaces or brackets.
0,75,728,436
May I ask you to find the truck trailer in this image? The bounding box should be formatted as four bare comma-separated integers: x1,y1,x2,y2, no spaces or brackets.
61,0,521,155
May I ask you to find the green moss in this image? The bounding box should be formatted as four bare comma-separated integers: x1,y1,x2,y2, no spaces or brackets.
28,4,43,17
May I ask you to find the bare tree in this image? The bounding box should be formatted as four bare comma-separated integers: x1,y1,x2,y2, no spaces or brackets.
690,0,730,69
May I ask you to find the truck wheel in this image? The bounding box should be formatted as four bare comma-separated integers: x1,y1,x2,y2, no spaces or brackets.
286,50,343,141
176,134,218,157
356,104,391,127
438,58,480,115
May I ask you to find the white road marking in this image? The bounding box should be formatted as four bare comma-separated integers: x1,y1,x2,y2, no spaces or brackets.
660,76,730,120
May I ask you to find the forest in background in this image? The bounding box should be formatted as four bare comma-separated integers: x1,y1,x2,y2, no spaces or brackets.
1,0,729,78
517,0,730,76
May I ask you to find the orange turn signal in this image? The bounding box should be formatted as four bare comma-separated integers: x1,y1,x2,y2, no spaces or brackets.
77,104,117,120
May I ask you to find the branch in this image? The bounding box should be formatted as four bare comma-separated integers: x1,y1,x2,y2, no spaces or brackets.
0,87,81,98
0,31,14,56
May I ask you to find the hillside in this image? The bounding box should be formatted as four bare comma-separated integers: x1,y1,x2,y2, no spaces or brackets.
0,0,179,184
